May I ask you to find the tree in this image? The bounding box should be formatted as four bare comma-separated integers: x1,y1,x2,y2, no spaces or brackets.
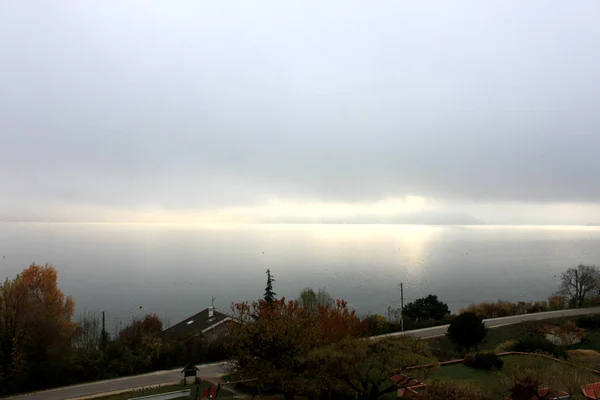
114,314,167,373
118,314,163,342
72,311,101,355
306,337,436,400
16,265,76,380
446,312,487,352
556,264,600,308
0,277,27,387
227,298,312,396
264,269,276,304
363,314,391,336
403,294,450,322
297,287,334,313
227,297,364,397
0,264,76,394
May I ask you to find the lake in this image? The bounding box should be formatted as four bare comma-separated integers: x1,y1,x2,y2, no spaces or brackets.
1,223,599,333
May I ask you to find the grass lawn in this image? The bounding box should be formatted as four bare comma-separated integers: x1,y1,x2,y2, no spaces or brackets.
429,355,600,400
426,323,524,361
425,316,587,361
432,363,494,389
92,381,233,400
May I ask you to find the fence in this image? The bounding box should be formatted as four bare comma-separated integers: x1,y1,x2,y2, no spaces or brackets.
130,389,191,400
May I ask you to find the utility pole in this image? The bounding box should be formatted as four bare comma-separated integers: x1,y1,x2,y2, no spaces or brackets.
400,282,404,332
101,311,107,351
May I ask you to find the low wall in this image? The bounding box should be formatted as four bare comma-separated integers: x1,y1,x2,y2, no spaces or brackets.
404,351,600,375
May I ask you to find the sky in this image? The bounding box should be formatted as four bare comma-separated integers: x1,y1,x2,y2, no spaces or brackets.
1,1,600,225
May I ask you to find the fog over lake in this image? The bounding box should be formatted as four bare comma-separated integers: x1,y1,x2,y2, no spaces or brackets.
1,223,599,332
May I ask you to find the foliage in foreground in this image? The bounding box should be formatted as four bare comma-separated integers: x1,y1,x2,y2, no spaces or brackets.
307,337,436,399
227,297,364,397
227,296,438,399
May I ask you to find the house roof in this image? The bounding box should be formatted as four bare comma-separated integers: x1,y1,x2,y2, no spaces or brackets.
164,308,231,340
397,387,422,398
583,382,600,399
181,361,200,373
538,388,569,399
390,374,420,388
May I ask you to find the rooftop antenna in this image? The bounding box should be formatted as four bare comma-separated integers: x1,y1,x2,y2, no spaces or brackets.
211,296,215,309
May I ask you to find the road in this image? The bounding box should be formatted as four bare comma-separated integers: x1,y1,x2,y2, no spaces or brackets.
6,306,600,400
4,362,228,400
373,306,600,340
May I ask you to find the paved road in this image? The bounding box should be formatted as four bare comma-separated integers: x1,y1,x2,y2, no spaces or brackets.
373,306,600,340
4,362,228,400
6,307,600,400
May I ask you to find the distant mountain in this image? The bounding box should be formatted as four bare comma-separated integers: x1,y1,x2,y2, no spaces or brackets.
385,212,486,225
261,212,485,225
1,211,486,226
0,214,50,222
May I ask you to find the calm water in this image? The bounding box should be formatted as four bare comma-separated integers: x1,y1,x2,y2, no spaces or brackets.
1,223,599,332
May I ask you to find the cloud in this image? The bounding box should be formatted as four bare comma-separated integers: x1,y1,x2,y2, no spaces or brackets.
1,1,600,223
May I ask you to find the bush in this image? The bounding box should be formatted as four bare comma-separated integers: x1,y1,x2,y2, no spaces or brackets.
463,352,503,371
493,340,516,353
511,335,566,359
520,320,546,335
447,312,487,351
530,301,549,313
584,295,600,307
553,320,586,346
548,295,567,311
459,297,570,319
362,314,393,335
463,353,476,366
577,315,600,330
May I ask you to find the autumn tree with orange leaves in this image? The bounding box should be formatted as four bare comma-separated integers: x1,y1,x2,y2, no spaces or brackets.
0,276,26,382
0,264,75,393
226,297,365,398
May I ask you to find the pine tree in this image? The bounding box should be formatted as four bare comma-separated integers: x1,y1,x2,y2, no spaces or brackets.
264,269,276,304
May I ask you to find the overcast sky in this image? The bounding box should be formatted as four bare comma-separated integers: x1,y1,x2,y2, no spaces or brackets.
1,1,600,224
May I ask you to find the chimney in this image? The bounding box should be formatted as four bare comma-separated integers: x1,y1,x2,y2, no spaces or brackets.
208,307,214,318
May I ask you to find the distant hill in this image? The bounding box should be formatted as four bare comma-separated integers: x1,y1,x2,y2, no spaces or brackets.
261,212,485,225
384,212,486,225
1,211,486,226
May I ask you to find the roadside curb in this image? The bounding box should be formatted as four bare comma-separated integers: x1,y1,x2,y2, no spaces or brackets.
65,382,179,400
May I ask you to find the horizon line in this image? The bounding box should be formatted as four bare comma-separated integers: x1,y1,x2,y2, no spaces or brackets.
0,221,599,227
